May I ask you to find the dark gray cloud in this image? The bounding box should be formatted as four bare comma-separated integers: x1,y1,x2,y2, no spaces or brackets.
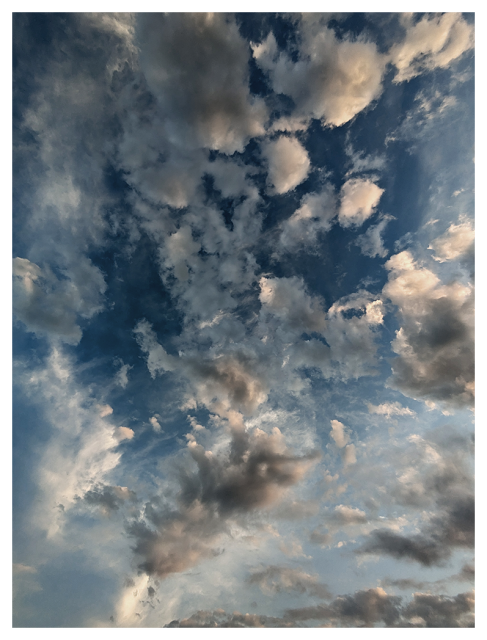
400,590,474,628
166,610,298,627
358,495,474,566
128,423,318,578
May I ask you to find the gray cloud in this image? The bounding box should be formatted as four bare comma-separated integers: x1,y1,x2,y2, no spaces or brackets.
82,484,136,514
247,565,331,600
128,422,319,579
383,251,474,407
358,494,474,566
166,610,298,627
400,590,474,628
136,13,267,154
355,214,394,258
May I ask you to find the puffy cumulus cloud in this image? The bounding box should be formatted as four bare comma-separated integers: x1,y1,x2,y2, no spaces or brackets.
259,276,326,334
136,13,267,154
383,251,474,406
252,24,385,127
82,484,136,515
358,494,474,566
367,401,416,419
429,219,474,268
247,565,331,599
330,420,349,449
390,13,474,83
400,590,474,628
338,178,384,228
13,257,106,345
128,423,319,579
355,214,394,258
261,135,310,194
279,185,337,250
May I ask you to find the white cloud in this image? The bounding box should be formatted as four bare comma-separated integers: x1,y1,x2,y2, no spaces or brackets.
253,24,385,127
262,135,310,195
115,427,135,441
428,219,474,263
368,401,416,419
338,179,384,228
390,13,474,83
330,420,349,448
150,416,162,433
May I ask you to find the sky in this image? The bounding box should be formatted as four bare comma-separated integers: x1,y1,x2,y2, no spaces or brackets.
11,10,476,629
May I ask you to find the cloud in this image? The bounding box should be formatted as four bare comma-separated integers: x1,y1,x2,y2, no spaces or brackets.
327,505,367,526
428,219,474,265
343,444,357,467
390,13,474,83
383,251,474,406
136,13,267,154
367,401,415,419
13,257,106,345
247,565,331,599
115,427,135,441
285,587,401,627
358,494,474,566
133,320,177,377
259,276,326,333
149,416,162,433
128,422,319,579
338,179,384,228
252,24,385,127
355,214,394,258
279,185,337,250
83,484,136,514
166,610,297,628
400,590,474,628
115,363,132,389
261,135,310,194
330,420,349,448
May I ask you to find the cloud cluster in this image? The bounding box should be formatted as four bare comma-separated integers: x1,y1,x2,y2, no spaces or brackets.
252,24,385,127
279,185,337,250
128,421,318,578
383,251,474,406
247,565,331,599
136,13,267,154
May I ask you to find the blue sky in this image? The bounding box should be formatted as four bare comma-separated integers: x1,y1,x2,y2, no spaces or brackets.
12,11,475,628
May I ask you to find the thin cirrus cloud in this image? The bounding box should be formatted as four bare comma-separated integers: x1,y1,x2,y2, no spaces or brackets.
12,12,474,629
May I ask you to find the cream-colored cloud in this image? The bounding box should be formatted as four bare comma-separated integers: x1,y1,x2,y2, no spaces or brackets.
115,427,135,441
330,420,349,448
343,444,357,467
391,13,474,83
429,219,474,263
262,135,310,194
253,25,385,127
338,179,384,228
97,404,114,418
149,416,162,432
